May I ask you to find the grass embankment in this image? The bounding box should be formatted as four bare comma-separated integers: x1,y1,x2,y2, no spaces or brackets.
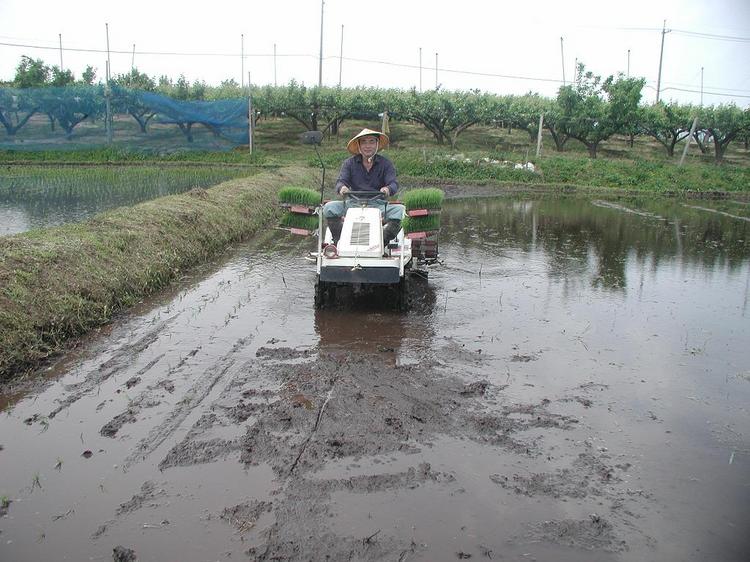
394,155,750,194
0,166,308,380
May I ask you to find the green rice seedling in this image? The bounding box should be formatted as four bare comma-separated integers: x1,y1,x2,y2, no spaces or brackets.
278,186,320,207
400,188,445,211
403,215,441,233
1,495,10,509
279,211,319,231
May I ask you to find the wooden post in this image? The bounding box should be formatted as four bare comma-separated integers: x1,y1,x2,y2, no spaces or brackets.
535,114,544,159
679,117,698,167
248,72,253,155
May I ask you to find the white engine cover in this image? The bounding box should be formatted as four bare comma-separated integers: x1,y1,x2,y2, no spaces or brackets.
338,207,383,257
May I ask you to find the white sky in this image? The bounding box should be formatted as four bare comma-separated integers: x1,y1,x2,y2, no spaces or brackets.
1,0,749,107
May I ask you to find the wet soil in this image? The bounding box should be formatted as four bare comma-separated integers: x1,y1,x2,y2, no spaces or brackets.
1,195,749,561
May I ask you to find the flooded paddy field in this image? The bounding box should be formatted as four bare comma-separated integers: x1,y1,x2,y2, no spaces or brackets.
0,165,256,236
1,194,748,561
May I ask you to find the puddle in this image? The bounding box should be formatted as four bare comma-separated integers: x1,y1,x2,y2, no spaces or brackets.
1,195,749,561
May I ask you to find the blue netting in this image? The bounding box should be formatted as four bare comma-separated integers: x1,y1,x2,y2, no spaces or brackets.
0,86,249,151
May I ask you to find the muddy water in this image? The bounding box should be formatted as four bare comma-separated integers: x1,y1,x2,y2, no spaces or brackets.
1,195,749,561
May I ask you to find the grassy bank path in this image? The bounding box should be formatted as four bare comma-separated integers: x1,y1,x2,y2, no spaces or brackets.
0,165,311,380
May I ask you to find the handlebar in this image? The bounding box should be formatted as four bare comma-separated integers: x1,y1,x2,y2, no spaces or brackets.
342,190,387,202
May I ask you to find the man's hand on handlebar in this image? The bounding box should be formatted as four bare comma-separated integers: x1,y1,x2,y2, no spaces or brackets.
339,186,350,195
379,187,390,196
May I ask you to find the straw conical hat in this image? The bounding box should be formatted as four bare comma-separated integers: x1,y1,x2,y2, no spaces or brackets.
346,128,390,155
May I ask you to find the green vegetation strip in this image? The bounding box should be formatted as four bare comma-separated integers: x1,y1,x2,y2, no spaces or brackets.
0,166,308,380
400,188,445,210
403,215,441,233
395,154,750,194
278,186,321,206
279,212,319,231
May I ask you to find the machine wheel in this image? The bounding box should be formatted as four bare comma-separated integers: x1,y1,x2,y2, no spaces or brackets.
397,272,410,312
314,278,335,309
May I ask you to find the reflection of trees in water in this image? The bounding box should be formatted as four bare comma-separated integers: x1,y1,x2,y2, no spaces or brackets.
443,196,749,291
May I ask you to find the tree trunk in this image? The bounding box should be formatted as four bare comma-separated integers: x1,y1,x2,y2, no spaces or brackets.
694,132,708,154
0,111,36,136
177,122,194,142
628,133,634,148
587,142,598,158
714,140,726,164
547,128,569,152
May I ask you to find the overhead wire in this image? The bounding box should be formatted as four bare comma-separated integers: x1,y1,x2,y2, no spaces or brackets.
1,38,749,100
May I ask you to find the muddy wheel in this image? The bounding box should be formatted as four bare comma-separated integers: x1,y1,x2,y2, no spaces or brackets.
315,279,336,309
397,273,410,312
314,278,325,309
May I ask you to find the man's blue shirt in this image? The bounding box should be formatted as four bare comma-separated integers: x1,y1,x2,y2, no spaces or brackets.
334,154,399,196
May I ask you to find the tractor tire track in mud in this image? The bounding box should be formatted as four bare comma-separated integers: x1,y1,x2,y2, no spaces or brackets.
151,341,643,560
122,336,254,469
48,317,177,418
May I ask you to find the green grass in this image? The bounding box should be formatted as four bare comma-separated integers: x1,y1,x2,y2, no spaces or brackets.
403,215,441,233
0,146,269,165
279,211,319,231
399,188,445,210
278,186,321,207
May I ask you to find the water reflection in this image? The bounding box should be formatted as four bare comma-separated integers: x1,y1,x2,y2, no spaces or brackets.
313,276,437,357
444,196,750,292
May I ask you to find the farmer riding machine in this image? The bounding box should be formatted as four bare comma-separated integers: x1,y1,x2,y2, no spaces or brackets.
278,131,444,310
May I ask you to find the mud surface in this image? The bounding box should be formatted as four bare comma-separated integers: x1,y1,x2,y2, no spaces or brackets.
1,195,749,561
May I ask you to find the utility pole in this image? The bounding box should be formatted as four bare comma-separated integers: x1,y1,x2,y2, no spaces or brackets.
105,23,112,144
241,34,244,88
535,114,544,159
573,57,578,84
419,47,422,92
627,49,630,78
131,44,136,72
656,20,670,103
560,37,566,86
700,67,704,106
679,116,699,166
58,34,63,70
274,43,277,86
435,52,438,89
338,25,344,87
318,0,325,87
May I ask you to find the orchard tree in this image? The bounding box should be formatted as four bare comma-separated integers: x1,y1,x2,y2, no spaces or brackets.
640,102,695,157
14,56,50,88
0,89,38,136
49,66,75,87
697,104,749,163
556,63,644,158
37,85,104,139
80,65,97,85
508,94,548,143
114,68,155,91
404,88,493,148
